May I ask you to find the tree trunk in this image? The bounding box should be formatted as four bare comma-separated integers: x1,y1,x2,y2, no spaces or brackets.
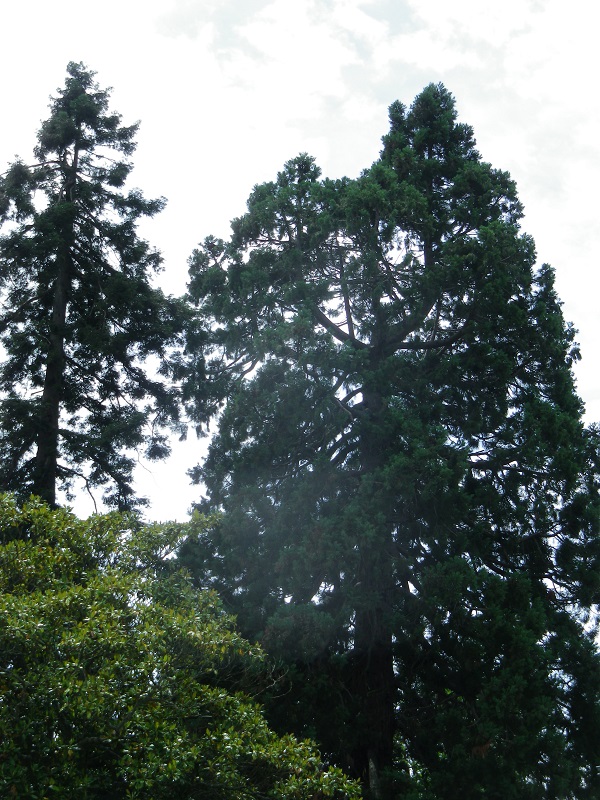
32,146,79,507
33,227,72,506
350,386,396,799
352,604,395,799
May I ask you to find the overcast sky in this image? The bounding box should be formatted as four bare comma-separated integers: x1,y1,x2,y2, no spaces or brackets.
1,0,598,520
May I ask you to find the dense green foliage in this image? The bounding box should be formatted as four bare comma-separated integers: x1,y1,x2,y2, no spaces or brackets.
0,495,360,799
0,63,183,510
0,65,598,800
180,84,600,799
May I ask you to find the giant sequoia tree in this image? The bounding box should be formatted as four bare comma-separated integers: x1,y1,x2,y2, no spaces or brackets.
181,85,600,799
0,63,182,509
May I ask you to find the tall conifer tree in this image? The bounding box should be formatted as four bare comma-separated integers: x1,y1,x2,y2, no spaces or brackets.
181,85,600,798
0,63,182,509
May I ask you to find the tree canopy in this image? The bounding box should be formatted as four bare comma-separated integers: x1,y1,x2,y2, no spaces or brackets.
180,84,600,799
0,62,184,510
0,494,360,799
1,65,598,800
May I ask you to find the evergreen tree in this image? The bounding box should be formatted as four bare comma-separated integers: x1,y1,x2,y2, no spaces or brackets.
181,84,600,799
0,62,183,510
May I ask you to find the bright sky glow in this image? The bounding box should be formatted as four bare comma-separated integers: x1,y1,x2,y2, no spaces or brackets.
1,0,598,520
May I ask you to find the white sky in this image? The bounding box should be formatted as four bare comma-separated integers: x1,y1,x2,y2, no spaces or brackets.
1,0,598,520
